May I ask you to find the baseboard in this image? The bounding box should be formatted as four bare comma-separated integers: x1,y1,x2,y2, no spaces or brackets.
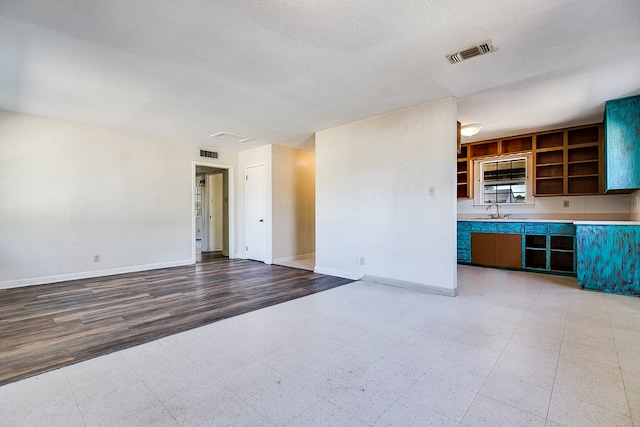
361,275,458,297
0,259,194,289
273,253,315,263
313,266,362,281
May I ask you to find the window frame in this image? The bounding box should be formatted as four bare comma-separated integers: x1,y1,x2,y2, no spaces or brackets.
473,153,534,206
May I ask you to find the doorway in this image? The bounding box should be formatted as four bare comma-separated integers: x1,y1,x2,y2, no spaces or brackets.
193,163,234,263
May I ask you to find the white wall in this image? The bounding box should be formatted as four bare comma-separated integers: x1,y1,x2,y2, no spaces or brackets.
0,111,238,288
272,145,315,262
631,190,640,221
315,98,458,296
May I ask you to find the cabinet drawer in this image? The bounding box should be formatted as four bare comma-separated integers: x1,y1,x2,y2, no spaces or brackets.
470,222,497,232
495,223,524,234
548,223,575,236
524,223,549,234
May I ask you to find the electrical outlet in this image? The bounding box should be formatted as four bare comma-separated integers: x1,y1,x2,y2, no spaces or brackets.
563,200,570,208
93,255,100,262
359,257,365,265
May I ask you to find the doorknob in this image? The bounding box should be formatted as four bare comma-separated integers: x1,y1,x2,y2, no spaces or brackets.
259,219,264,222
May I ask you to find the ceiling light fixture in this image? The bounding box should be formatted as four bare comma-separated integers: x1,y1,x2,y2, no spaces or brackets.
209,132,254,143
460,124,483,137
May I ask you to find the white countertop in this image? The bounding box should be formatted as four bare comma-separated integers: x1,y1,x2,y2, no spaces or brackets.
573,221,640,225
458,218,640,225
457,218,573,223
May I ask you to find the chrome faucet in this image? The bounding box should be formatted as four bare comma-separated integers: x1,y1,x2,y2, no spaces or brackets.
486,202,502,218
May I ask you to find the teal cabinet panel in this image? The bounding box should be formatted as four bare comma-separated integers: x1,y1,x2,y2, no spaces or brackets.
495,222,524,234
457,223,471,263
548,223,575,236
576,225,640,295
470,222,497,232
604,95,640,192
458,221,471,231
524,223,549,235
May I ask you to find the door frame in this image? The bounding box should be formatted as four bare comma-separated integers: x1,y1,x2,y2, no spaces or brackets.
191,161,235,263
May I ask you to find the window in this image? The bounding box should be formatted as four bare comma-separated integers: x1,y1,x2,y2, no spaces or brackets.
195,186,203,217
474,154,532,205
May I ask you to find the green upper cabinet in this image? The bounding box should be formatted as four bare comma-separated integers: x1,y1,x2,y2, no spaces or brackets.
604,94,640,192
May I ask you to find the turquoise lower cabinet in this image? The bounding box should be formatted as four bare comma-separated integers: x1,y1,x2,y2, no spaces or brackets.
457,221,576,276
457,222,471,263
576,225,640,295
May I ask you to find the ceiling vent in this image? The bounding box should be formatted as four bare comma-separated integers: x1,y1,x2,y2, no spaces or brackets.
209,131,254,143
199,149,218,159
446,40,496,64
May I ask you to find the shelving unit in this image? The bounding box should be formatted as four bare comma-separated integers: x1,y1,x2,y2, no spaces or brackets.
525,235,547,270
565,126,601,195
550,235,574,272
534,131,565,196
523,225,575,274
457,145,470,198
457,123,603,198
502,136,532,154
469,141,498,158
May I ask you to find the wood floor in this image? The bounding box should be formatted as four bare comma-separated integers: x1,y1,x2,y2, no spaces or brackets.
0,253,352,386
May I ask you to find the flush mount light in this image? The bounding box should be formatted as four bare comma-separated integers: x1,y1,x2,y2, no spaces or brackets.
209,132,254,143
460,124,483,137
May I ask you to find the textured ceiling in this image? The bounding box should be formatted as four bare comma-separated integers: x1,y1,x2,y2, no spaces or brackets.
1,0,639,151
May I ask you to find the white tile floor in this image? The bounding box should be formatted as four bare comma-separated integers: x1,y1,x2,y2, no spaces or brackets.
274,257,315,272
2,265,640,426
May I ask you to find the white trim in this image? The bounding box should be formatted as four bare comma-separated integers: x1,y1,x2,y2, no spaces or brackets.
361,275,458,297
272,253,315,263
473,153,534,206
0,259,193,289
192,160,235,261
313,266,362,281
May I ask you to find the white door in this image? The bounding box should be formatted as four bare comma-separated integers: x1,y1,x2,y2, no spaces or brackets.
245,165,266,262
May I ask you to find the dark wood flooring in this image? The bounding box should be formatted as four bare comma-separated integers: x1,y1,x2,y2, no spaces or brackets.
0,253,352,386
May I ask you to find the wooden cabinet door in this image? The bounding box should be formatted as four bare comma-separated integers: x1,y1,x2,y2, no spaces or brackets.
471,233,496,266
495,234,523,269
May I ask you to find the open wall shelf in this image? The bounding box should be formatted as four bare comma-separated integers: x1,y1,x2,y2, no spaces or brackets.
457,123,603,198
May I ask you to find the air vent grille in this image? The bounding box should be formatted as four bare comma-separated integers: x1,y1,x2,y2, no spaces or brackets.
446,40,496,64
199,149,218,159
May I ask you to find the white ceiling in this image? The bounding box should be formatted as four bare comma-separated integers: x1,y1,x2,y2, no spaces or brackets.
1,1,639,151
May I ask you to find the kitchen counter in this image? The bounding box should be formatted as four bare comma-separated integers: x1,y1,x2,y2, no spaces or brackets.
573,220,640,225
459,218,640,225
458,218,574,223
